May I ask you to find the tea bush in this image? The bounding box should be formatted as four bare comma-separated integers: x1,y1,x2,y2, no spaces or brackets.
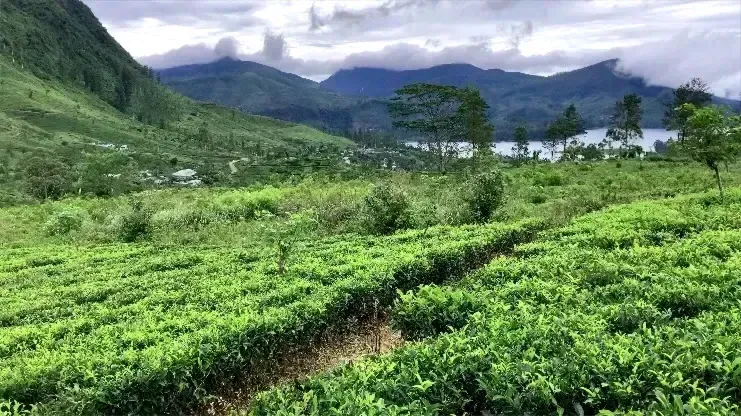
0,219,544,414
251,190,741,415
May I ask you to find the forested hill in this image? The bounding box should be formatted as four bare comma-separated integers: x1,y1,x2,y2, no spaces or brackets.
0,0,147,109
158,57,377,132
0,0,351,205
160,57,739,139
321,59,739,132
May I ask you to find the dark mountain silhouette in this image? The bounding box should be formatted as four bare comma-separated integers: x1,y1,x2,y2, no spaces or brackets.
160,58,739,139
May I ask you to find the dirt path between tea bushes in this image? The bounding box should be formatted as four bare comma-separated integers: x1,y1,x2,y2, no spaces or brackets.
199,317,403,415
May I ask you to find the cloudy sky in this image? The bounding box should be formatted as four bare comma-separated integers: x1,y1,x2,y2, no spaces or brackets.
83,0,741,97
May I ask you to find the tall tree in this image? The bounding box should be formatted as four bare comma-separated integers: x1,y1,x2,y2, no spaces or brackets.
24,157,72,200
544,121,561,160
512,125,530,161
664,78,713,142
389,83,463,172
132,82,180,127
113,66,136,112
606,93,643,156
546,104,586,158
559,104,587,152
458,87,494,171
681,104,741,198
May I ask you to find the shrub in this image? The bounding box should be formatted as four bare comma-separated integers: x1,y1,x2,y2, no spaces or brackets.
534,171,565,187
362,183,411,235
466,170,505,223
392,285,486,340
118,200,152,242
530,193,547,204
43,211,83,236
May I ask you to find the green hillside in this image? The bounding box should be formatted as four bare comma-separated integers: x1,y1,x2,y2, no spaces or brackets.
321,60,740,138
0,0,352,205
2,1,741,414
159,58,384,132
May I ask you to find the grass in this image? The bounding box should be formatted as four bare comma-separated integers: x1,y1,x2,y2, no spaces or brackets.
0,54,353,205
0,158,739,414
2,159,738,248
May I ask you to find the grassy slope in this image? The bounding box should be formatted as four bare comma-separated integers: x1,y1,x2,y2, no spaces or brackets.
0,55,351,204
0,0,352,204
2,159,739,249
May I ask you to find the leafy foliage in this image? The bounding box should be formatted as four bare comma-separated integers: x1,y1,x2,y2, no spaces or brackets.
362,183,412,235
465,170,505,223
117,199,152,242
681,104,741,196
663,78,713,142
23,157,72,200
0,220,543,414
251,191,741,415
512,125,530,161
606,93,643,153
458,87,494,165
389,83,463,172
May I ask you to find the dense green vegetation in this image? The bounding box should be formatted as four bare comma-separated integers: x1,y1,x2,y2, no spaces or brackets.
3,2,741,415
4,160,739,248
2,159,741,415
250,191,741,415
0,0,365,205
0,217,543,414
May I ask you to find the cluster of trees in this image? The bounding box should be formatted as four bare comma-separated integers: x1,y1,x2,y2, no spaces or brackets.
111,66,180,127
388,84,494,172
24,152,139,200
543,104,587,159
664,79,740,196
388,78,740,198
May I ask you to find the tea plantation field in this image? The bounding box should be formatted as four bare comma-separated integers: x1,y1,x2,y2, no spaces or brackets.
0,219,543,414
250,191,741,415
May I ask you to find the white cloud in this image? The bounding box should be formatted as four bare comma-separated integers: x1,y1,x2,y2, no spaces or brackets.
84,0,741,95
616,30,741,98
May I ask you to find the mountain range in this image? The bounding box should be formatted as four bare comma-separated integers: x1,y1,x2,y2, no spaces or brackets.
160,58,739,140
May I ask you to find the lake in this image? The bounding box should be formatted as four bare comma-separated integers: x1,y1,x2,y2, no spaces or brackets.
406,128,678,160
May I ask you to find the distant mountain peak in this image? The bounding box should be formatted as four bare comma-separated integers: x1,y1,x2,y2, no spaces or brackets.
215,56,239,63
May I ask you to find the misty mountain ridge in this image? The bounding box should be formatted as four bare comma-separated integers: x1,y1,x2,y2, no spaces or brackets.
160,57,739,139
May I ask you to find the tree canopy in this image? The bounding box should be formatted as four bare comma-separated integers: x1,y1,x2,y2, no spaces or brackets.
458,86,494,168
545,104,586,159
390,83,493,172
681,104,741,197
606,93,643,155
664,78,713,142
512,125,530,161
